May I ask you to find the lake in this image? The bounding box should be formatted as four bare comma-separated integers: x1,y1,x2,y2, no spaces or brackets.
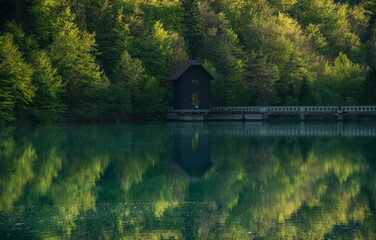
1,122,376,239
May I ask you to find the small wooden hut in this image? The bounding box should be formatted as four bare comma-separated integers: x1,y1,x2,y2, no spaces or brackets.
170,60,214,111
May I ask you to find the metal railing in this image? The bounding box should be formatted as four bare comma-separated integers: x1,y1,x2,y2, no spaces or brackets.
209,106,376,113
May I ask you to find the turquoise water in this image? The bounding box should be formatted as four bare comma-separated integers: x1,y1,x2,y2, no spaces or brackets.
0,123,376,239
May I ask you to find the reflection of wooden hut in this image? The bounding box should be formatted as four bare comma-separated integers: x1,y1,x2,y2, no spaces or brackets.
172,131,211,182
170,60,214,111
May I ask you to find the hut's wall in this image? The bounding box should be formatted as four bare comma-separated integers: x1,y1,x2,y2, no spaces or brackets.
178,66,210,110
173,80,181,109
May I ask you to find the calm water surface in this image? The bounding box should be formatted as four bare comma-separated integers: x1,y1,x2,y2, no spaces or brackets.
1,123,376,239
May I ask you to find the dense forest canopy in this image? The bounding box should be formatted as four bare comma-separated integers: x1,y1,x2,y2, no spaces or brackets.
0,0,376,123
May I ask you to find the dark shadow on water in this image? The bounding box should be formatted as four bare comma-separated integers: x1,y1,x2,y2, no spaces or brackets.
172,124,211,182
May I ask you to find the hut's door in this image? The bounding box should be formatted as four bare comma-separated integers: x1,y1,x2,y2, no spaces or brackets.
192,93,199,108
192,79,199,108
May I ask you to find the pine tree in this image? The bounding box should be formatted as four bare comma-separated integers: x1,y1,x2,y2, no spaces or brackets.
84,1,129,79
0,33,35,123
138,77,165,121
298,77,315,105
30,0,68,47
114,50,165,121
245,52,279,105
29,50,65,123
131,21,172,83
3,22,38,60
49,7,109,121
113,50,146,95
362,67,376,104
181,0,203,58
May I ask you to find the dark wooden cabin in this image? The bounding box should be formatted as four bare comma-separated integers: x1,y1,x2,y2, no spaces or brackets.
170,60,214,111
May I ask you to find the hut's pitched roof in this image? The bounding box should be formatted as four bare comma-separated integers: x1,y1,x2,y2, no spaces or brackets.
170,60,214,80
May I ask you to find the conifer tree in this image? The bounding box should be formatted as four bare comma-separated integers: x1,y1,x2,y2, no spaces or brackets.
29,50,65,123
49,7,109,121
131,21,172,83
138,77,165,121
0,33,35,123
3,22,38,60
362,67,376,104
114,50,165,121
245,52,279,105
30,0,68,47
298,77,315,105
84,1,129,79
181,0,203,58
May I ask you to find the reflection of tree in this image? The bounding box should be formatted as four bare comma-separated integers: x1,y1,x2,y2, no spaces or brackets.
109,126,189,219
0,127,36,213
0,126,110,238
0,125,376,239
206,137,373,239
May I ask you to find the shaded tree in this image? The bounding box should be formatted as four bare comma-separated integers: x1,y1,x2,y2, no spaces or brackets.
181,0,203,58
362,67,376,104
0,33,35,123
298,77,315,105
245,52,279,105
113,50,165,121
83,0,130,79
313,52,366,105
49,7,109,121
29,50,65,123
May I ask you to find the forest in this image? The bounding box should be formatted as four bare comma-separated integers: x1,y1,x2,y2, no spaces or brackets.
1,0,376,123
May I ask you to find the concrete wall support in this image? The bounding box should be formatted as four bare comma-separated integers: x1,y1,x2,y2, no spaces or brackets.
263,114,269,122
337,110,343,121
166,106,376,121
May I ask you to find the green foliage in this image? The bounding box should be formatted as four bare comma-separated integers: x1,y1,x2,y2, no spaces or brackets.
3,22,39,59
30,0,68,47
362,67,376,104
294,0,365,61
133,21,172,82
199,1,247,106
204,60,226,106
1,0,376,123
224,59,247,106
298,77,315,105
103,84,131,122
112,50,145,120
83,1,130,78
29,50,65,123
181,0,204,58
268,0,297,12
245,52,279,105
168,32,189,74
137,77,166,121
305,23,328,54
114,50,165,120
0,33,35,123
313,53,366,105
49,7,109,121
114,50,146,97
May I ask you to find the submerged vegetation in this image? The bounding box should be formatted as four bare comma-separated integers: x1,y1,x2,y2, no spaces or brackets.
0,0,376,123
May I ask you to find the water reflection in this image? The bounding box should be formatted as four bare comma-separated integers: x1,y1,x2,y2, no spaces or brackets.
172,123,211,182
0,123,375,239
